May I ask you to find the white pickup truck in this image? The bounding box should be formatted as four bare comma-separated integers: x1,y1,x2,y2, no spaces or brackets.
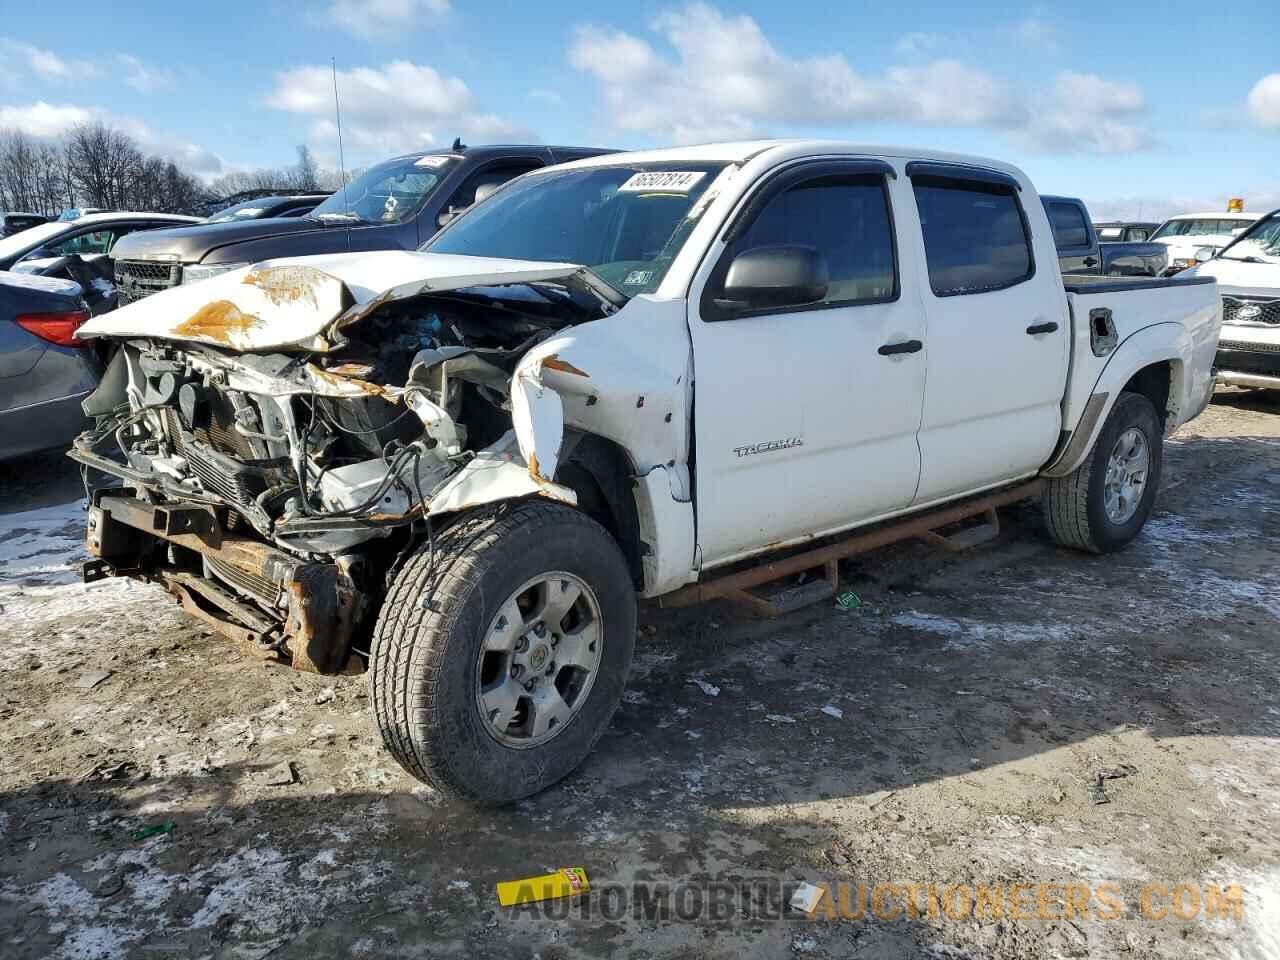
72,141,1222,804
1183,208,1280,388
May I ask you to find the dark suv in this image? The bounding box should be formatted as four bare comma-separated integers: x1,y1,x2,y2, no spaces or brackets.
110,143,614,305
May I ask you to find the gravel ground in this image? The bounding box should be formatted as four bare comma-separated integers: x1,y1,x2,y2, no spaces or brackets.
1,388,1279,960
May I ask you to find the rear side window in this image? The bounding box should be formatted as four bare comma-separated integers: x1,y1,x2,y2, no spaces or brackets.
913,178,1033,296
731,173,897,306
1045,201,1090,249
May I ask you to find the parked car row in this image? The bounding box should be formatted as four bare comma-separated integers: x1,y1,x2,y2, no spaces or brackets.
3,138,1274,482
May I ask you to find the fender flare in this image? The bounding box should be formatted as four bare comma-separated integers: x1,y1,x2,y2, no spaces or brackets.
1042,322,1188,478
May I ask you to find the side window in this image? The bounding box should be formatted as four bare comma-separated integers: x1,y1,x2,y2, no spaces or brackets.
447,162,543,211
1130,227,1150,241
1045,202,1090,249
728,173,897,307
913,178,1034,296
49,229,113,257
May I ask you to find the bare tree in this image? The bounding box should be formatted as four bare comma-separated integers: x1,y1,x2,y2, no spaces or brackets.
292,144,319,191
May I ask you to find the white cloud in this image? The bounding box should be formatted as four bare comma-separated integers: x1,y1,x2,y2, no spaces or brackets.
0,39,96,85
1017,71,1150,154
115,54,173,93
1015,13,1060,51
0,101,93,137
569,4,1024,144
321,0,449,38
568,4,1143,153
1247,74,1280,130
0,100,224,176
267,60,523,158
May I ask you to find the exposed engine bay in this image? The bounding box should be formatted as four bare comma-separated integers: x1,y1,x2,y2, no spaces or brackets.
71,276,616,671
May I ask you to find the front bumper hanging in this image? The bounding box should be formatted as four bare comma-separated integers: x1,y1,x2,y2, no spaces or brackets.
84,491,359,674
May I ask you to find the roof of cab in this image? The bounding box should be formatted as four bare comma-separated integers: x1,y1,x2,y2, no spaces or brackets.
551,139,1027,178
382,144,615,164
71,212,201,225
1162,211,1258,221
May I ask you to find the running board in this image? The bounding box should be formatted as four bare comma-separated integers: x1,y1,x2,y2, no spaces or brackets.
916,507,1000,552
661,482,1041,618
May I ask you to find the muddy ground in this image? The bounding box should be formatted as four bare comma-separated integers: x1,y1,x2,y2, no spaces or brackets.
2,388,1280,960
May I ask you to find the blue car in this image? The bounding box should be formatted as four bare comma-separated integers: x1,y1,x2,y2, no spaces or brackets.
0,271,101,461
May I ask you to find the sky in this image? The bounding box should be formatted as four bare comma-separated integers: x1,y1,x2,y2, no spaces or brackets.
0,0,1277,220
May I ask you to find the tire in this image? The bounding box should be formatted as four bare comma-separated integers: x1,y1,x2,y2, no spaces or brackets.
1042,391,1163,554
369,501,636,805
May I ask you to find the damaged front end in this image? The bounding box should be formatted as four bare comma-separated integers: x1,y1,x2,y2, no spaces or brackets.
72,260,619,672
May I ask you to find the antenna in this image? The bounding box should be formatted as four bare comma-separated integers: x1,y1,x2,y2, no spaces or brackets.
331,57,351,252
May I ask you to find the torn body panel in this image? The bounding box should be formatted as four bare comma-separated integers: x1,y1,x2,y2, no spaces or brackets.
70,256,695,670
511,299,695,500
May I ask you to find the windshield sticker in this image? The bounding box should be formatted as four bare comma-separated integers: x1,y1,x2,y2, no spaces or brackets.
617,171,706,194
415,155,452,168
622,270,654,286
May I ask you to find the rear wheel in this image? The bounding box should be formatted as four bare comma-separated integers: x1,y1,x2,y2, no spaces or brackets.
369,501,635,804
1043,391,1163,553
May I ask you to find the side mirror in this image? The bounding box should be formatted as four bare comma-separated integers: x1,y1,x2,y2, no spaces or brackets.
716,245,829,314
1194,246,1216,263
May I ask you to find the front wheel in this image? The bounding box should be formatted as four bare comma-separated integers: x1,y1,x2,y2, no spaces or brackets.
369,502,635,805
1043,391,1163,553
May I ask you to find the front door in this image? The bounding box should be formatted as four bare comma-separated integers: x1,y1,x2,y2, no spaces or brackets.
689,161,927,568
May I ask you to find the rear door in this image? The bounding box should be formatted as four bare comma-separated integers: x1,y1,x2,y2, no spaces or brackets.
689,159,926,567
908,164,1068,504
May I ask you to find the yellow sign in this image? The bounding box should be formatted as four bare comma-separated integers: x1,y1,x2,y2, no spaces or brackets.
496,867,590,907
1227,198,1245,212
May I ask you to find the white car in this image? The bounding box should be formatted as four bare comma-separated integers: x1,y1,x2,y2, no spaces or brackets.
72,141,1222,803
1150,211,1259,275
1183,209,1280,388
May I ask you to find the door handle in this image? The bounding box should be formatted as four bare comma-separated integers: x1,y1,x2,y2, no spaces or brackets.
878,339,923,356
1026,322,1059,336
1083,257,1098,267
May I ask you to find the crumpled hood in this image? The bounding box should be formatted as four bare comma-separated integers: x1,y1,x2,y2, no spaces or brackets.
77,251,612,352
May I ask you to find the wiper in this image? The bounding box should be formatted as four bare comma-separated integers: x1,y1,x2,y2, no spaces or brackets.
1219,255,1269,264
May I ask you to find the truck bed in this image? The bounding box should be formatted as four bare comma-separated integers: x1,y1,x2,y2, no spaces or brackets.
1060,273,1220,436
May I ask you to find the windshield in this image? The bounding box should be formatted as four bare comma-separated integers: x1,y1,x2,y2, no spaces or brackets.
424,162,729,295
1152,217,1254,240
0,221,67,260
309,155,457,225
206,199,277,223
1218,214,1280,263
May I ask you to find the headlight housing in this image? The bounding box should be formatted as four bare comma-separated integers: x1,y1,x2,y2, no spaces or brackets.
181,261,249,285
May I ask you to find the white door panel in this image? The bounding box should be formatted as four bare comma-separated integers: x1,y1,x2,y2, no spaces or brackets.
689,162,926,568
692,299,925,565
